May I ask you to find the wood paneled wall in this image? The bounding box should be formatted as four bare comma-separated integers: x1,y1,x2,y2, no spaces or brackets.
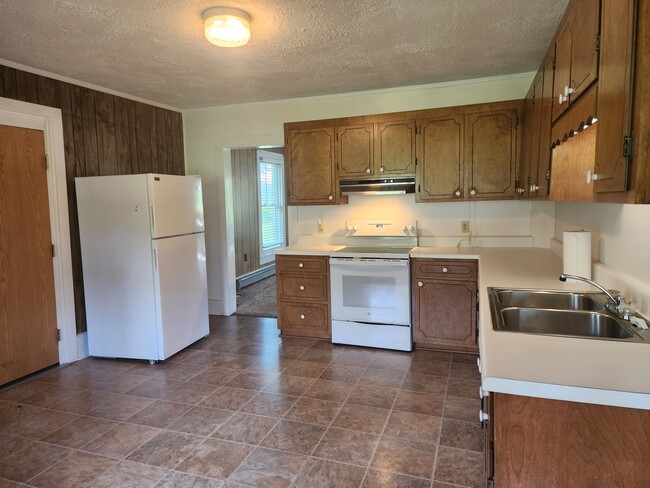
0,65,185,333
232,149,262,277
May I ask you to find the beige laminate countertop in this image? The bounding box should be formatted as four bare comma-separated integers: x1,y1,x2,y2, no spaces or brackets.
413,247,650,409
274,245,343,256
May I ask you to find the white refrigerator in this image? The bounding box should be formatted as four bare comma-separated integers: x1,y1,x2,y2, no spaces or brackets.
76,174,209,361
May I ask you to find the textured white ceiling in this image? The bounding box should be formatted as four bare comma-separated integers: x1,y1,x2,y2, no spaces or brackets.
0,0,568,109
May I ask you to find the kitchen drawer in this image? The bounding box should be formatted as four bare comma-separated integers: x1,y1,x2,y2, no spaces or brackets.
412,259,478,280
278,302,330,339
276,255,328,274
277,275,328,302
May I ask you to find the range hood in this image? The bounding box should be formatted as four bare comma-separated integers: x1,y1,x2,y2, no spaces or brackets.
339,177,415,195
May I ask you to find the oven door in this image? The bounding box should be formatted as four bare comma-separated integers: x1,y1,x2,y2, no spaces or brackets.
330,257,411,325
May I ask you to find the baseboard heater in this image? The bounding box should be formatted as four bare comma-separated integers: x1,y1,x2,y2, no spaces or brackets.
237,264,276,290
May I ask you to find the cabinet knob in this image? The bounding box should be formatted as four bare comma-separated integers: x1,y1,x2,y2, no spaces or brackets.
479,386,485,398
299,285,305,291
300,314,305,320
516,187,525,194
442,267,448,273
564,85,575,97
328,194,333,201
586,170,599,184
531,184,540,192
418,281,424,288
454,189,462,197
379,166,385,173
479,410,489,422
477,357,482,373
365,167,371,174
470,188,477,196
559,93,568,105
298,263,304,268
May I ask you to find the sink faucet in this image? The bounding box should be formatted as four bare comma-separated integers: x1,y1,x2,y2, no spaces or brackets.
559,274,628,319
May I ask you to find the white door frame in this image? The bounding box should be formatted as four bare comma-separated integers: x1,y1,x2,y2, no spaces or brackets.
0,97,78,364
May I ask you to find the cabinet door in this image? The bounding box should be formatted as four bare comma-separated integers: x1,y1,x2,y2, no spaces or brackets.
286,126,337,205
535,51,555,197
553,19,573,122
413,279,477,350
570,0,600,100
528,69,545,195
518,84,536,198
277,302,330,339
336,124,374,178
375,119,416,176
416,115,464,201
465,110,518,199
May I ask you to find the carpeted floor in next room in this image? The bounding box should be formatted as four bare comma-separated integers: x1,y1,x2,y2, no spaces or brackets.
236,275,277,318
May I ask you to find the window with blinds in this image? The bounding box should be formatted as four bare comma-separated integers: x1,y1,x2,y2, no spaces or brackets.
257,150,286,265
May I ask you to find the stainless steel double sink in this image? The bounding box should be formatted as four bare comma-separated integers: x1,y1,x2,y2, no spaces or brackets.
489,288,646,342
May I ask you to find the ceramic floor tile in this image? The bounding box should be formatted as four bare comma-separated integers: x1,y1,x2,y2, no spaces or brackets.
50,390,114,415
362,469,433,488
411,350,453,362
228,447,307,488
443,397,481,423
1,409,78,440
294,458,366,488
298,348,338,364
224,371,278,391
0,381,51,403
41,416,118,449
393,391,445,417
126,431,204,469
370,436,436,479
0,434,31,461
408,360,451,377
168,406,233,436
452,353,479,365
303,379,353,402
212,413,278,445
319,365,366,383
156,471,225,487
87,460,168,488
239,392,298,418
359,368,406,389
260,420,326,455
446,378,481,400
0,441,70,482
200,387,257,411
162,382,219,404
126,401,192,429
0,403,43,430
125,379,184,399
28,451,116,488
262,375,315,396
283,397,342,426
92,373,150,394
0,477,21,487
331,404,390,435
312,428,379,466
88,394,154,421
439,418,484,452
383,410,442,445
367,354,413,372
82,423,161,459
282,360,328,378
191,367,242,387
18,384,82,409
331,350,375,368
433,446,484,488
401,373,448,395
346,385,398,409
449,362,481,381
175,438,253,479
217,354,260,370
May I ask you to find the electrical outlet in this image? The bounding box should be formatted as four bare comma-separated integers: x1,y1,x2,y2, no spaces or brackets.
461,220,470,233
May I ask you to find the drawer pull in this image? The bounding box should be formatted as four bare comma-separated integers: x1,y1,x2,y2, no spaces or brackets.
300,314,305,320
442,267,448,273
418,281,424,288
299,285,305,291
298,263,304,268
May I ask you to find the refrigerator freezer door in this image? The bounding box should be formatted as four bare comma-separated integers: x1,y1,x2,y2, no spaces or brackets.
148,174,204,238
76,175,159,360
153,232,209,359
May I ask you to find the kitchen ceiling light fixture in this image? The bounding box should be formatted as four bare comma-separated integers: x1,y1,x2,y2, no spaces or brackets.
202,7,251,47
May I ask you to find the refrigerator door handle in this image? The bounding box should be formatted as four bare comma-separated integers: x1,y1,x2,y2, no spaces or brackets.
153,248,158,270
150,206,155,230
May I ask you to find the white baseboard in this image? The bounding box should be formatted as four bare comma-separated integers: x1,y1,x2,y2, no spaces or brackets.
76,332,89,359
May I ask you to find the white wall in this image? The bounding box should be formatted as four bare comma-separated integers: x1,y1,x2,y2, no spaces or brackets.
555,202,650,315
184,73,536,314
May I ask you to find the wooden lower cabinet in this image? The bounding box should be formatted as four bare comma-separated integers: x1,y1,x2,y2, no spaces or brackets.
488,393,650,488
412,259,478,352
276,255,331,339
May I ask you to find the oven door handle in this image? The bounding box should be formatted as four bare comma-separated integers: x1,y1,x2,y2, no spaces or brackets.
330,258,409,267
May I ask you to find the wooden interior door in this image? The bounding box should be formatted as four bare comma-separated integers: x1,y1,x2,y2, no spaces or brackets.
0,124,59,385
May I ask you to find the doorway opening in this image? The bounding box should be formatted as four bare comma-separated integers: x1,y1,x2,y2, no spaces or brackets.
230,147,286,317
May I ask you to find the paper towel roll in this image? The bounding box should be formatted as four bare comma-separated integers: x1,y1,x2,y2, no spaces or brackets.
563,231,592,279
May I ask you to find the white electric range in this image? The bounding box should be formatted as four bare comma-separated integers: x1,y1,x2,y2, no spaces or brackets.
329,220,418,351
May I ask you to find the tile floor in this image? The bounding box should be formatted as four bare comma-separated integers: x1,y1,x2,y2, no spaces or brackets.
0,315,485,488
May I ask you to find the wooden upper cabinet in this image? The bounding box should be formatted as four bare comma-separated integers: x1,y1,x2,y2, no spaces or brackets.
518,84,536,198
375,119,416,176
552,0,600,122
285,125,337,205
535,50,555,197
466,109,518,199
336,124,374,178
416,115,464,201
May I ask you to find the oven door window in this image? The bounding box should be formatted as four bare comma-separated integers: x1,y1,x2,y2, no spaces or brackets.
341,275,396,310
